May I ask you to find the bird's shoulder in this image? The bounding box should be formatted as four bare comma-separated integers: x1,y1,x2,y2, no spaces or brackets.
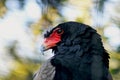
33,59,55,80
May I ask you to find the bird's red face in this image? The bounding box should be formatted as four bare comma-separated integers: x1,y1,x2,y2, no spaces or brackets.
42,28,64,51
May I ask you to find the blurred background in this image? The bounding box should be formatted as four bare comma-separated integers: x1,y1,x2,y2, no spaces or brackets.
0,0,120,80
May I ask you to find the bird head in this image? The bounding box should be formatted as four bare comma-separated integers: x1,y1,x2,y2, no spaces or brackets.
41,22,96,53
41,21,109,68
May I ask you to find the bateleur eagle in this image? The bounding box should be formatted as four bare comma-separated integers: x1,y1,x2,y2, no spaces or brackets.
33,22,113,80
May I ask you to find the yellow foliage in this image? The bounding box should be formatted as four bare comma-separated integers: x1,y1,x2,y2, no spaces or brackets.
0,1,7,17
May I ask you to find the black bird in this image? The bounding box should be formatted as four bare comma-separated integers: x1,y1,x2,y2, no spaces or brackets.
34,22,113,80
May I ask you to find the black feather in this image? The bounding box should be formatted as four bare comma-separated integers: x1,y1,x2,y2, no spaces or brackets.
45,21,110,80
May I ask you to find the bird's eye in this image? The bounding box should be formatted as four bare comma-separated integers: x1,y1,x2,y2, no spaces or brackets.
57,29,63,34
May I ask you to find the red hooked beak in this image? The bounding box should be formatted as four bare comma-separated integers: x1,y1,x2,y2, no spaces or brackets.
40,28,63,54
41,37,60,51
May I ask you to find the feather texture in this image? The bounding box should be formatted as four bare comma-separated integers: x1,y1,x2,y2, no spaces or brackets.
33,59,55,80
34,22,112,80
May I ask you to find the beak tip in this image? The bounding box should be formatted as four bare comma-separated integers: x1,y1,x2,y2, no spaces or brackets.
40,45,46,55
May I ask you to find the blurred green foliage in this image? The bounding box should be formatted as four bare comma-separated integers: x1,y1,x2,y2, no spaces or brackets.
0,0,120,80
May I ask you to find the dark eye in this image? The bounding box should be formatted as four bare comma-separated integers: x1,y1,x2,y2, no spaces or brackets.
57,29,63,34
